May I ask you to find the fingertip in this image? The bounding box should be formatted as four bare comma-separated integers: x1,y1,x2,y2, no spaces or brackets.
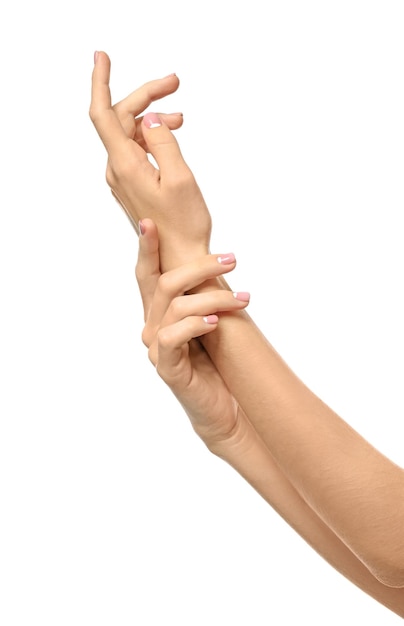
233,292,251,303
203,315,219,325
138,218,159,252
217,253,236,266
97,50,109,60
163,73,180,90
91,50,111,89
93,50,108,66
160,112,184,131
142,111,183,172
214,253,237,277
143,112,162,129
139,218,157,236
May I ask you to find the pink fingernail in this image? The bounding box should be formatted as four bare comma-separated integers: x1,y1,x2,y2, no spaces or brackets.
139,220,146,235
143,112,162,129
94,51,99,64
217,253,236,265
233,292,250,302
203,315,219,324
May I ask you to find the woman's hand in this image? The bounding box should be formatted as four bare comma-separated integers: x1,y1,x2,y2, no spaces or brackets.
90,52,212,271
136,219,250,449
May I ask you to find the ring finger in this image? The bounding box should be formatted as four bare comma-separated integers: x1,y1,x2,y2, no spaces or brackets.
146,253,239,330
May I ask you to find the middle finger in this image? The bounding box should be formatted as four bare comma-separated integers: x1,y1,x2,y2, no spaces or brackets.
113,74,180,125
147,253,238,330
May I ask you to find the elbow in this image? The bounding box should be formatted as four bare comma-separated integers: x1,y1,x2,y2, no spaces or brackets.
373,569,404,589
369,555,404,588
359,504,404,588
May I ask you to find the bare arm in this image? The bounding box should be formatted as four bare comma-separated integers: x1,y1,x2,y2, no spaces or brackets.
215,408,404,617
200,300,404,588
90,54,404,589
136,224,404,617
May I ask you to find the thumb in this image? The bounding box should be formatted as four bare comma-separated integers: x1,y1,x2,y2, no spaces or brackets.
135,219,161,317
142,112,190,180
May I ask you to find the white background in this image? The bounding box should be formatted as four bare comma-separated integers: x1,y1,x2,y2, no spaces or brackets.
0,1,403,624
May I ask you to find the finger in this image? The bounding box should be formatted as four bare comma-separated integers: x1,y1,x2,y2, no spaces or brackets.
90,51,143,164
132,112,184,148
115,111,184,141
118,110,184,147
142,112,190,179
143,253,241,349
113,74,181,136
158,290,250,330
90,52,126,149
135,219,161,317
153,317,218,377
113,74,180,119
151,253,238,320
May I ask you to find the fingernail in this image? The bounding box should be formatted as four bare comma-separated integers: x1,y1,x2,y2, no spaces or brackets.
139,220,146,235
164,73,177,78
203,315,219,324
233,292,250,302
94,51,99,64
143,112,162,129
217,253,236,265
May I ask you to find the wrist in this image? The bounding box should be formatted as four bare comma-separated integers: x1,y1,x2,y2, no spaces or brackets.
206,406,258,461
160,241,210,272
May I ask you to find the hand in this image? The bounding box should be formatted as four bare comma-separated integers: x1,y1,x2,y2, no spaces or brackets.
136,219,250,450
90,51,212,271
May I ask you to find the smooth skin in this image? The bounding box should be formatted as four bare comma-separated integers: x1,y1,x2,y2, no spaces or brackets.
90,52,404,616
136,220,404,617
90,51,211,270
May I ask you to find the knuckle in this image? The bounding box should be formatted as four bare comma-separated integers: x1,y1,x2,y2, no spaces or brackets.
135,272,147,291
141,325,152,348
88,105,97,123
105,165,116,188
89,105,104,126
156,272,174,298
114,159,133,180
147,345,157,366
156,327,171,350
166,168,194,191
134,264,143,285
112,101,123,118
169,296,185,319
141,328,149,347
107,154,138,183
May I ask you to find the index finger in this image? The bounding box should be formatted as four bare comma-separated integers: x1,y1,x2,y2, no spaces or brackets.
89,51,138,159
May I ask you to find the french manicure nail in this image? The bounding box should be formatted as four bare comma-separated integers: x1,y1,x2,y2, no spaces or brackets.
217,253,236,265
203,315,219,324
143,112,162,129
233,292,250,302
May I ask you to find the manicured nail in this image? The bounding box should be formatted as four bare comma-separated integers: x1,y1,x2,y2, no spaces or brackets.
139,220,146,235
143,112,161,129
203,315,219,324
233,292,250,302
94,51,99,64
217,253,236,265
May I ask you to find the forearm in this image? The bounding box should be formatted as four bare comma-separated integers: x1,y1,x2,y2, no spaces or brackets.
212,409,404,617
199,297,404,587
